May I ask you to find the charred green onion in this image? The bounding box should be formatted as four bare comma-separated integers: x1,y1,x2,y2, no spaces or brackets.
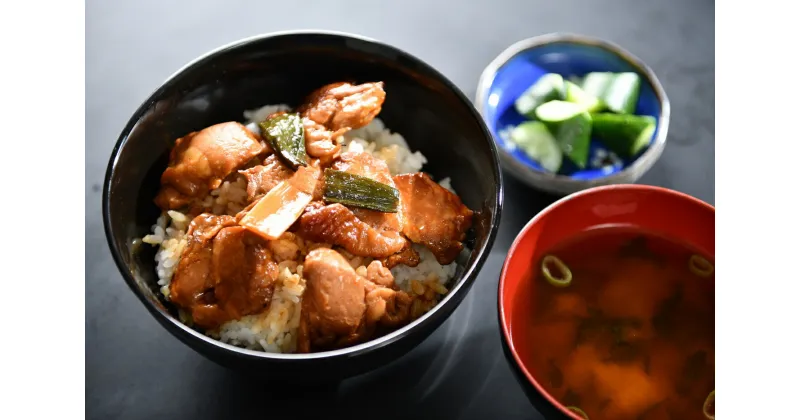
566,406,589,419
323,169,400,213
259,113,307,169
689,254,714,277
542,255,573,287
703,390,715,419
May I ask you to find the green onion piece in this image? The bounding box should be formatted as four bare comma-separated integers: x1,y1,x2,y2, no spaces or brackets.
703,390,715,419
566,406,589,419
259,113,307,169
689,254,714,277
542,255,572,287
323,169,400,213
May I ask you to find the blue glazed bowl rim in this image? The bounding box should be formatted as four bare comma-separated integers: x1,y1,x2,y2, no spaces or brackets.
475,33,671,193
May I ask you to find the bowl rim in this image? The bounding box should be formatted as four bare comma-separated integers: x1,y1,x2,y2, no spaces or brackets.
102,29,504,361
497,184,713,418
474,32,672,194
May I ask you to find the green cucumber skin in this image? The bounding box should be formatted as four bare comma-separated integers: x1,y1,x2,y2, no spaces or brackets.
549,111,592,169
592,113,656,157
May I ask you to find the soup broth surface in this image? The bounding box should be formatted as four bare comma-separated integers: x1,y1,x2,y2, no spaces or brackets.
518,227,714,420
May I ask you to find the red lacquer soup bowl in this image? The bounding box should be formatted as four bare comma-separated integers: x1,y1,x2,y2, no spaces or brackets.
497,185,714,419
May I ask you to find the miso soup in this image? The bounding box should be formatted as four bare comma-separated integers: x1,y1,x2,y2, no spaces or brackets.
518,227,714,420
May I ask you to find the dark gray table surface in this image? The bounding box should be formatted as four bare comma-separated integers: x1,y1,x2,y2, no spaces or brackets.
85,0,714,418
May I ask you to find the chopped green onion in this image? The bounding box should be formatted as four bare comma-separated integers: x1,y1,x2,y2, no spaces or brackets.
566,406,589,419
703,390,715,419
689,254,714,277
259,113,307,169
323,169,400,213
542,255,572,287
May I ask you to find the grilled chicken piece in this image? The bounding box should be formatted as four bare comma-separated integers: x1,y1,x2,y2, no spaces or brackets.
155,122,264,210
365,260,394,287
296,248,412,353
364,284,413,328
168,214,235,326
169,214,278,329
297,248,368,352
393,173,473,264
379,246,420,269
239,154,293,201
297,202,407,258
299,82,386,162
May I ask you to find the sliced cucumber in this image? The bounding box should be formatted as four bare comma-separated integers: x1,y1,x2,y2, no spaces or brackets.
581,72,641,114
565,81,604,113
510,121,562,173
514,73,566,119
581,72,613,100
591,113,656,157
535,101,592,169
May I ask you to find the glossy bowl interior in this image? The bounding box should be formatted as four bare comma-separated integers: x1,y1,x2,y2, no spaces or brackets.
497,185,713,418
103,31,502,381
476,33,670,195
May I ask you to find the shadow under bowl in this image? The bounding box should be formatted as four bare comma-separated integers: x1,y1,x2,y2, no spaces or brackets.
476,33,671,195
103,30,503,382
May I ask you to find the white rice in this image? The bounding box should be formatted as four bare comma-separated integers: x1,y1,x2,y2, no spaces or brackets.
243,104,291,134
391,244,458,292
438,177,455,193
195,176,249,215
141,104,465,353
342,118,428,175
142,211,189,298
211,266,306,352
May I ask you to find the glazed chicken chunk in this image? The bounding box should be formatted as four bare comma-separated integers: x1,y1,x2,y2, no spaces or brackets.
169,213,279,329
298,202,408,258
394,173,473,264
239,154,293,201
299,248,367,350
297,248,411,353
155,122,264,210
299,82,386,162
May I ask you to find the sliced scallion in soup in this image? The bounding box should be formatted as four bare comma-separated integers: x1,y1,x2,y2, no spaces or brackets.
541,255,573,287
689,254,714,277
703,390,715,419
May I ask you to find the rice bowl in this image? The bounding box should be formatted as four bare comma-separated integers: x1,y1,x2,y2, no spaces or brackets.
103,31,502,379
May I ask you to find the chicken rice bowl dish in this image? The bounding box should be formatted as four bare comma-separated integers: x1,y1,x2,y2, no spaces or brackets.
139,81,474,354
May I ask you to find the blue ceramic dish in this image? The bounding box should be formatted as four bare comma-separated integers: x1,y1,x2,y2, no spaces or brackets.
475,33,670,195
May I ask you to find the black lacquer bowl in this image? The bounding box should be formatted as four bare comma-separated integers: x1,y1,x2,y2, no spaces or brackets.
103,31,503,381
